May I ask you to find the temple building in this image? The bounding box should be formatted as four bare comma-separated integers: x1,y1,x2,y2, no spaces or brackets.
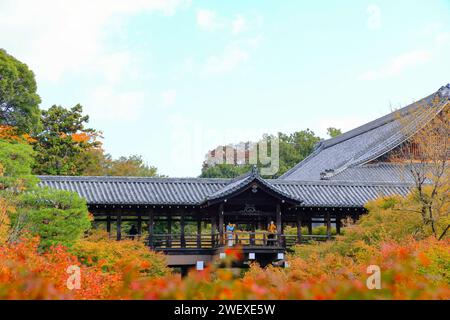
38,84,450,269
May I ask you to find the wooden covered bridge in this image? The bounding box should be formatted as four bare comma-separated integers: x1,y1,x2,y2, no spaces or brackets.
38,166,410,267
38,84,449,268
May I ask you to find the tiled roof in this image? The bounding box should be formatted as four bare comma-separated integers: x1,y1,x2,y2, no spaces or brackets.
203,166,303,205
322,162,418,183
38,176,229,205
38,84,447,208
270,180,411,207
38,175,412,208
280,84,450,181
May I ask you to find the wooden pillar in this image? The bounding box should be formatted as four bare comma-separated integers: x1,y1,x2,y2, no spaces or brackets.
250,221,256,245
197,219,202,248
296,214,302,244
180,213,186,248
336,215,341,235
167,214,172,248
276,204,282,246
211,215,217,247
106,215,111,237
137,215,142,236
116,210,122,241
218,204,224,246
326,212,331,240
307,218,313,235
148,209,154,248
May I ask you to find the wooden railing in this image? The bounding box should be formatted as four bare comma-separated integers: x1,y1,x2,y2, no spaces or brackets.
149,233,221,249
146,232,334,250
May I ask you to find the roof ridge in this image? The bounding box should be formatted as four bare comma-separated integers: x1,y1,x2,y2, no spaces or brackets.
37,175,231,184
320,92,438,149
279,84,449,180
269,178,414,187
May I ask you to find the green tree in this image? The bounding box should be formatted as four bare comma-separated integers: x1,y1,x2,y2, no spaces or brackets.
17,187,91,249
0,49,41,134
104,154,159,177
200,163,252,178
327,127,342,138
201,130,321,178
82,152,161,177
32,104,101,175
0,140,37,191
277,129,321,175
0,138,92,247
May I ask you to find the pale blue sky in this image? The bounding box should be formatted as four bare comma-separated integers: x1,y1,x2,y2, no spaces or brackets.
1,0,449,176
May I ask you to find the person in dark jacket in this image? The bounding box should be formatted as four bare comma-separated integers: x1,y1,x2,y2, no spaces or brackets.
128,224,138,240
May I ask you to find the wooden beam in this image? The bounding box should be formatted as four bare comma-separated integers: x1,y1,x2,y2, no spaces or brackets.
197,220,202,248
326,212,331,240
137,215,142,235
218,204,224,246
148,209,154,248
296,214,302,244
106,215,111,237
180,213,186,248
336,215,341,235
167,214,172,248
211,215,217,247
276,204,282,246
116,210,122,241
250,221,256,246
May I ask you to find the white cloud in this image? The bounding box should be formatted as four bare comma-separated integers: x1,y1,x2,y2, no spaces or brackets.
0,0,189,125
196,10,258,35
161,89,177,107
358,50,432,81
87,86,145,122
201,36,263,75
435,32,450,48
0,0,189,82
98,51,135,85
366,4,382,30
317,115,372,137
196,9,219,31
204,46,249,74
232,15,247,35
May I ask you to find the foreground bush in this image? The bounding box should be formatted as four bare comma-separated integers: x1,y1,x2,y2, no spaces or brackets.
0,236,448,300
100,238,448,300
71,231,170,278
15,187,92,249
0,237,119,299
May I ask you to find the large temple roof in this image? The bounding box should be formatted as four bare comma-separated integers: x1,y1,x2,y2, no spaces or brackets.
38,175,411,208
38,84,449,209
280,84,450,181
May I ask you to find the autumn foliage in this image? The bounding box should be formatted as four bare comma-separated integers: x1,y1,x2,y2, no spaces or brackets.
0,237,119,299
71,231,170,277
0,234,448,300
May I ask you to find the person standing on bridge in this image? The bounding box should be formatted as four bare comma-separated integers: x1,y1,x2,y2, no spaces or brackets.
128,224,138,240
267,221,277,246
226,222,235,247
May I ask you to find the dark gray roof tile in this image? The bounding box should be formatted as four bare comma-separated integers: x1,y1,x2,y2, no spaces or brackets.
280,85,449,181
38,175,412,208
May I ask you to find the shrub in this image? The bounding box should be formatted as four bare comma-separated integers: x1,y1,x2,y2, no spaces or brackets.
15,187,92,249
0,199,10,244
0,237,119,299
71,230,170,278
0,140,37,191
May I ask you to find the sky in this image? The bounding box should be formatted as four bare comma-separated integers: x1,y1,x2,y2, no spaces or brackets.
1,0,449,177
